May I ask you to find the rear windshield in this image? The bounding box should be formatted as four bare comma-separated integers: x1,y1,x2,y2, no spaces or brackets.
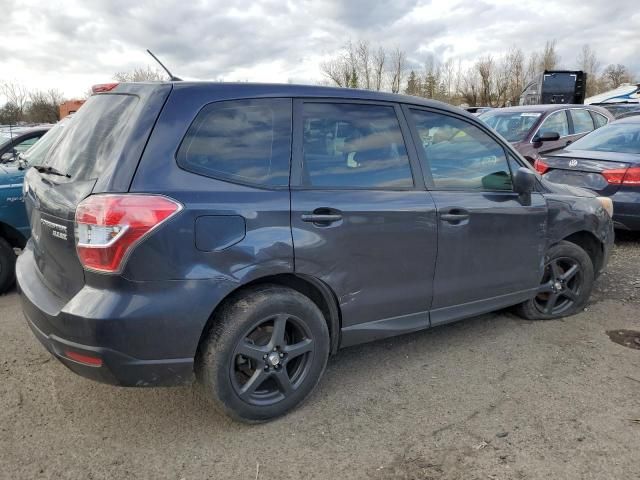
479,111,541,142
567,123,640,154
40,94,139,180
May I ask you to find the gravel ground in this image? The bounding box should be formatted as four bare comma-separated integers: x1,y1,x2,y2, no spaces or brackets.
1,233,640,480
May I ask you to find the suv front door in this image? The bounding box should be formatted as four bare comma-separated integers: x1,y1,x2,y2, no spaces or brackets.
291,100,438,345
405,107,548,326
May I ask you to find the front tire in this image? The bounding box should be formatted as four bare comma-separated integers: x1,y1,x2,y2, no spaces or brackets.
516,240,594,320
0,237,16,294
197,285,330,422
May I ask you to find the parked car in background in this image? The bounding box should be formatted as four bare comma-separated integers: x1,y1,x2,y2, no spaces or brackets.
479,105,614,163
18,82,613,422
0,126,51,164
534,115,640,230
0,120,66,293
594,103,640,119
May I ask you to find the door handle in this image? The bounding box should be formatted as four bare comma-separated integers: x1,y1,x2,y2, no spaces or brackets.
301,213,343,223
440,209,469,223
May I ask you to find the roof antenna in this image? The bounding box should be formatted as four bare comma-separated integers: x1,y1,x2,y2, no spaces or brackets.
146,49,182,81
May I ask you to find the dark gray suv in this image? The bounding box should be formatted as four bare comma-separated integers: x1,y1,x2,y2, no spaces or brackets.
17,82,614,422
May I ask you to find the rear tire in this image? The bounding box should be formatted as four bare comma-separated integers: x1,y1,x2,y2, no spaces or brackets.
0,237,16,294
196,285,330,422
516,241,594,320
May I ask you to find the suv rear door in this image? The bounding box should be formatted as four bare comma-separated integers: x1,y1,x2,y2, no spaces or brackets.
22,84,172,301
290,100,438,345
404,106,548,326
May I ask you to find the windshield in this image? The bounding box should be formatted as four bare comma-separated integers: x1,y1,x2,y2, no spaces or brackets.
479,111,541,142
23,120,68,165
567,122,640,154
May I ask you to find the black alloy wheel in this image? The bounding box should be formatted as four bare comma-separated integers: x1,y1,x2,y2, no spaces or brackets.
534,256,583,315
231,313,314,406
516,240,594,320
197,285,330,422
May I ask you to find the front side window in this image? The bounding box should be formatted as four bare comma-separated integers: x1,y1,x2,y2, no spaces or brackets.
571,109,595,134
479,111,541,143
410,109,512,191
14,136,40,153
301,103,413,188
177,98,292,187
538,110,569,137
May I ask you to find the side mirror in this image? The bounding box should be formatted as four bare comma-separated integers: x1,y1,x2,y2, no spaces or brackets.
533,131,560,143
513,167,536,205
0,151,15,162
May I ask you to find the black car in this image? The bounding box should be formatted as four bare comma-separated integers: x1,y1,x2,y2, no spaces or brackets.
0,126,51,163
17,82,614,422
534,115,640,230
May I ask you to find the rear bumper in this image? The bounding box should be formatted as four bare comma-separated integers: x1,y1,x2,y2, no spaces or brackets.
610,189,640,230
16,243,236,387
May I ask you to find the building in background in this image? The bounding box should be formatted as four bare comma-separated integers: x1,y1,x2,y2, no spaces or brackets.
59,99,85,118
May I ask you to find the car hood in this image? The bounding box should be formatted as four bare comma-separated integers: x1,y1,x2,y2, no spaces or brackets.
546,148,640,163
0,161,26,185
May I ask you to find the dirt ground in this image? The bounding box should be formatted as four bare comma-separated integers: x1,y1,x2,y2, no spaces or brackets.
1,234,639,480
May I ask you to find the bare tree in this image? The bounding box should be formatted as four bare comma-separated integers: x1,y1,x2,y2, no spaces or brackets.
388,48,406,94
114,66,166,82
355,41,372,90
458,67,480,106
602,64,631,89
538,40,559,71
441,58,456,99
576,44,600,97
476,56,494,106
504,47,525,106
1,81,30,117
372,47,386,91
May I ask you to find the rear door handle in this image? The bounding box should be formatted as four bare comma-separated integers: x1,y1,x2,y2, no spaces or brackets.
440,209,470,223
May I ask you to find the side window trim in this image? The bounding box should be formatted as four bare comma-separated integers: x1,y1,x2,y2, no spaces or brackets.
402,104,517,192
290,98,424,191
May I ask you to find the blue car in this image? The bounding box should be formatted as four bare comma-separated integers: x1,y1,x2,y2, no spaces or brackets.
17,82,614,421
0,121,70,292
535,115,640,230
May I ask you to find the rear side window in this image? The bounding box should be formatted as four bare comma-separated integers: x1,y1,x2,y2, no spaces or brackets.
301,103,413,188
177,99,291,187
42,94,140,180
591,111,608,128
571,109,595,134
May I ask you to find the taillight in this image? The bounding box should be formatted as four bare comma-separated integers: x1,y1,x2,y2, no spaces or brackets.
92,83,119,94
534,158,549,174
75,194,182,273
602,167,640,185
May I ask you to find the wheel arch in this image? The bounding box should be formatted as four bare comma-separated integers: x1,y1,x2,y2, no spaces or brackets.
0,221,27,249
196,273,342,362
560,230,604,275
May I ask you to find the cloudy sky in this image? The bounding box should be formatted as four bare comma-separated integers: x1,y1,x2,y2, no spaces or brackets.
1,0,638,98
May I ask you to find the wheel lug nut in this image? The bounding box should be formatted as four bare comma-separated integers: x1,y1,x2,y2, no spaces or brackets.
264,365,269,371
263,354,267,360
279,352,284,358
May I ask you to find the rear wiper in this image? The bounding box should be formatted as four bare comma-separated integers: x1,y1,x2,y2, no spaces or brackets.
31,164,71,178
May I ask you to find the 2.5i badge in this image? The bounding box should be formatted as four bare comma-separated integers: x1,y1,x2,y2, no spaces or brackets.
40,218,68,240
